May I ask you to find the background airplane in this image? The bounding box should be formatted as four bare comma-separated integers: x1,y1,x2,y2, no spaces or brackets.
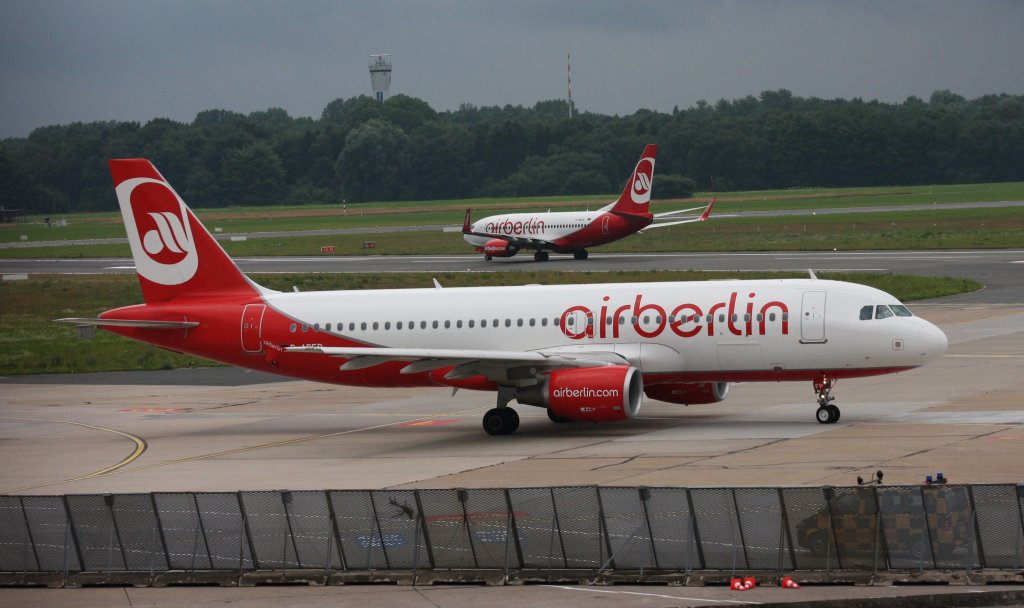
59,158,947,435
463,144,715,261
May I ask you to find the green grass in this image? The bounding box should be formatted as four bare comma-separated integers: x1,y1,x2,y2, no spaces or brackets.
1,271,980,376
4,181,1023,245
4,205,1020,258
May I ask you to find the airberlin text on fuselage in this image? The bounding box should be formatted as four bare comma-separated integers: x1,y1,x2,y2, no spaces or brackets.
559,292,790,340
483,217,546,235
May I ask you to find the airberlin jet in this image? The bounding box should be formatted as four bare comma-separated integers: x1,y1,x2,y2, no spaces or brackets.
463,144,715,261
59,159,948,435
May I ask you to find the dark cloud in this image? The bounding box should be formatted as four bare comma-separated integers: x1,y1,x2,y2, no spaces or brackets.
1,0,1022,137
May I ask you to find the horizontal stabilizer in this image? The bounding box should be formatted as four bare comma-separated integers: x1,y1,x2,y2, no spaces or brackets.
55,318,199,329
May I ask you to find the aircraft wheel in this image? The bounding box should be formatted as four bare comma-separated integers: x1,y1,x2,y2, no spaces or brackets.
534,251,549,262
483,407,517,435
828,404,841,422
547,409,574,423
816,406,833,424
573,250,589,260
484,255,493,261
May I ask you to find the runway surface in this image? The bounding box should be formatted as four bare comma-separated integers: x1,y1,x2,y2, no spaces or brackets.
5,248,1024,303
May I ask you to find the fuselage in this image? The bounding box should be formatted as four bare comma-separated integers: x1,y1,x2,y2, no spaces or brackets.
104,278,948,389
464,207,651,252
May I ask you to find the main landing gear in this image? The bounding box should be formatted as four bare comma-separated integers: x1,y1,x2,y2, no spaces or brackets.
813,376,841,424
534,251,549,262
573,249,589,260
483,387,520,435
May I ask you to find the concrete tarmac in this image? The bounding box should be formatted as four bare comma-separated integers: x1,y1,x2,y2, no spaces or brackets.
1,257,1022,607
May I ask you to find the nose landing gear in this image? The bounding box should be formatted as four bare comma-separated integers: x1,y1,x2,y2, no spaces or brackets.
813,376,841,424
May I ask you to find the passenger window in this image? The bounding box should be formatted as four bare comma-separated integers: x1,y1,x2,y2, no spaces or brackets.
468,320,475,328
891,305,913,317
289,324,297,332
860,305,874,320
718,314,725,323
875,305,894,319
529,318,535,327
769,313,776,322
384,322,390,330
517,319,524,327
313,323,320,331
420,321,427,329
481,319,488,328
433,320,439,329
325,323,332,331
505,319,512,327
361,322,367,330
541,318,548,327
444,320,451,329
456,320,462,328
349,323,355,331
372,322,379,330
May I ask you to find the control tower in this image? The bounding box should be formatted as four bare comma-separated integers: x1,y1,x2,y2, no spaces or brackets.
369,54,392,103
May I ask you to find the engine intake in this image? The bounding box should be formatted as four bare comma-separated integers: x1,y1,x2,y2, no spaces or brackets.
644,381,730,405
517,365,642,422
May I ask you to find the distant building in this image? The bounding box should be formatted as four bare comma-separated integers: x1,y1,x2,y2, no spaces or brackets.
369,54,392,102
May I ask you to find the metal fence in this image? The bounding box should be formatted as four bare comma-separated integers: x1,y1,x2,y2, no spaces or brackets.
2,484,1023,585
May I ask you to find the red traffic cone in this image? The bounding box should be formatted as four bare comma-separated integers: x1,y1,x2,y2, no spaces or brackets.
743,577,756,590
781,576,801,589
730,577,745,591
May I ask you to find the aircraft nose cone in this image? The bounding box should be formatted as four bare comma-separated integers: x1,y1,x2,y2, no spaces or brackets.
917,321,949,361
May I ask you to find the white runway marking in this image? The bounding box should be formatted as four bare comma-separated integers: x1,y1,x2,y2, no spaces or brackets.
544,585,762,604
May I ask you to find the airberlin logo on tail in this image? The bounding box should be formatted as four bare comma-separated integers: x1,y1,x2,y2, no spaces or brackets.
115,178,198,286
630,158,654,205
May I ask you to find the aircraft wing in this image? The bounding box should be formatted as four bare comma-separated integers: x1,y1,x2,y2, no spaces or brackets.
645,197,716,229
284,345,626,380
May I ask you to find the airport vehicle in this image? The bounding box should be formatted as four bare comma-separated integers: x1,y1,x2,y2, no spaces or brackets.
59,159,948,435
462,145,714,261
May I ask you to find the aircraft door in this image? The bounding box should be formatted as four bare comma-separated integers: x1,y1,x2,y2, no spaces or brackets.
800,291,827,343
241,304,266,353
602,215,610,235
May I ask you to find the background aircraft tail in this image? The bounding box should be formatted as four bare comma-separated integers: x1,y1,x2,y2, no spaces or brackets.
109,159,260,303
608,144,657,216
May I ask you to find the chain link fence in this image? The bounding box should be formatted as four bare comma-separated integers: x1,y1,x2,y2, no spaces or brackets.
1,484,1022,586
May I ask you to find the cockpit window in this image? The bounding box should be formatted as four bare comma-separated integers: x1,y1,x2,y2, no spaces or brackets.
875,305,894,319
859,305,873,321
890,304,913,317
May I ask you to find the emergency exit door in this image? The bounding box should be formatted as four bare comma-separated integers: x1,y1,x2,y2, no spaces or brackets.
241,304,266,353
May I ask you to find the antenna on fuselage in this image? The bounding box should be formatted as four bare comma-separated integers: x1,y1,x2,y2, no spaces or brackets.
432,278,443,289
808,269,818,280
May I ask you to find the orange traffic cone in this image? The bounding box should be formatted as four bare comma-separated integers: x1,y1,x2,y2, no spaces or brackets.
730,577,745,591
781,576,801,589
743,577,756,590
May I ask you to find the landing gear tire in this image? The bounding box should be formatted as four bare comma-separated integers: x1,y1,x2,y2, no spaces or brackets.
816,405,840,424
547,409,574,423
573,250,589,260
483,407,519,435
484,254,493,261
534,251,549,262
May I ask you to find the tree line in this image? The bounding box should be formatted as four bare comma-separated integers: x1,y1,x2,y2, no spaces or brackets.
1,89,1022,213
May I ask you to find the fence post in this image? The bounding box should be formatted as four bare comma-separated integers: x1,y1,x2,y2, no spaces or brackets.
822,487,835,575
61,516,70,586
638,487,658,572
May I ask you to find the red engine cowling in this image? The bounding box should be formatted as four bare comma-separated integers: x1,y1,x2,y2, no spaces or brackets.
517,365,643,422
482,239,518,257
644,382,730,405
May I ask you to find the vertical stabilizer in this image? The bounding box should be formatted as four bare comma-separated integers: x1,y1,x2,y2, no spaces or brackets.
109,159,259,302
609,144,657,215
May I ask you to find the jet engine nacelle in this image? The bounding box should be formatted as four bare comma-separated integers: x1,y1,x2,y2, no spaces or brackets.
517,365,643,422
644,381,730,405
483,239,519,257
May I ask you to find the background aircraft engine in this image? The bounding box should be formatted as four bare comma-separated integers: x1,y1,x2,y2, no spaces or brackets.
516,365,643,422
644,382,730,405
483,239,519,257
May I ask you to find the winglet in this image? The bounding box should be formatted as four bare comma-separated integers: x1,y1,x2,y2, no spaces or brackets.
699,196,717,222
462,208,472,234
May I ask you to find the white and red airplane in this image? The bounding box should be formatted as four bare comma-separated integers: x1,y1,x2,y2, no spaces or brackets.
59,158,948,435
463,144,715,261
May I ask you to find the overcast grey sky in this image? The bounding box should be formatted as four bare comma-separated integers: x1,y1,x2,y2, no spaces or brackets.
1,0,1022,138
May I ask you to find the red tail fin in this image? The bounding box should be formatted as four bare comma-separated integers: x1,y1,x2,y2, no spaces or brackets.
609,144,657,215
110,159,258,303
